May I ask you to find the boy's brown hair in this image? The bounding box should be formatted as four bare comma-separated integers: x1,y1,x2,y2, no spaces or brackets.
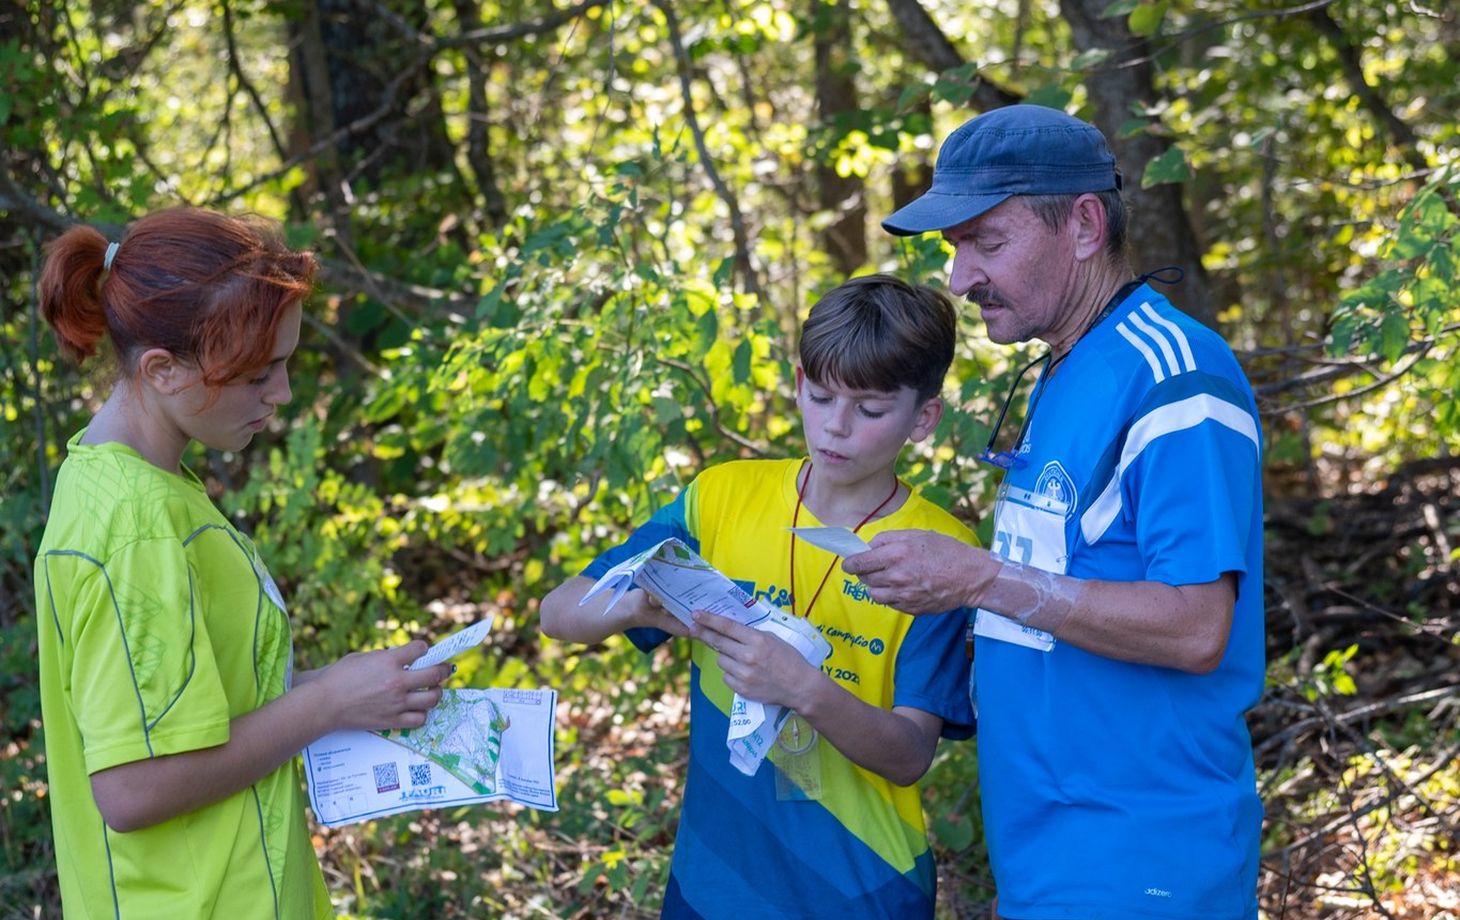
798,273,956,402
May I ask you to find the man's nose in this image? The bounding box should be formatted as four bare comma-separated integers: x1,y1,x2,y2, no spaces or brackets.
949,244,986,297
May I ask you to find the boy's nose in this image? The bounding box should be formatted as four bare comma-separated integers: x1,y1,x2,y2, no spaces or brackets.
823,403,852,436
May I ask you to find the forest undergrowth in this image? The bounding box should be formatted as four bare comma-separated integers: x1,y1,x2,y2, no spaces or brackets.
2,462,1455,920
318,458,1460,919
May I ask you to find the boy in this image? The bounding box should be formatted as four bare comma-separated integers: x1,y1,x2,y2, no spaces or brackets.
539,273,975,919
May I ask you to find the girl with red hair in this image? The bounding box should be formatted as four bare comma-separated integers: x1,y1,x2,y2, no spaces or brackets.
33,208,450,919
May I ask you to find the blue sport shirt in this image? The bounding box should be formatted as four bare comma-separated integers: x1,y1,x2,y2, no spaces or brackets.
975,283,1264,920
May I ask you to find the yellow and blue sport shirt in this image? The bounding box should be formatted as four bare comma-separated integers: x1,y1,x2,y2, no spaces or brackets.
583,458,975,920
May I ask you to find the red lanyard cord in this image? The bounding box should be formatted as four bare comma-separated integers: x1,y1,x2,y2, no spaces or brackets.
788,461,900,619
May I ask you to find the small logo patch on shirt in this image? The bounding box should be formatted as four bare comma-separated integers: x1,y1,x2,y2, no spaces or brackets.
1034,460,1078,517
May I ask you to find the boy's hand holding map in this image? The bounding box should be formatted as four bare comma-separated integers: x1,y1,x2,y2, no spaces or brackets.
580,537,832,775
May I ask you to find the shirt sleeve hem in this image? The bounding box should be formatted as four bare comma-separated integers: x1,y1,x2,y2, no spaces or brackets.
892,693,975,740
85,722,232,774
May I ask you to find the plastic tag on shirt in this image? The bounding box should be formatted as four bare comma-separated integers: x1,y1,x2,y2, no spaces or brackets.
973,608,1055,651
773,713,822,801
976,481,1066,652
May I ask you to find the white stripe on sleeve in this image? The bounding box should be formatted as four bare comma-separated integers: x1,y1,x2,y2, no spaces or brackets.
1116,322,1166,383
1128,311,1182,378
1079,393,1260,545
1139,303,1197,373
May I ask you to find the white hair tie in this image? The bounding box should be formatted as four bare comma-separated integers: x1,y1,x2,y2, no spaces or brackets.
103,241,120,271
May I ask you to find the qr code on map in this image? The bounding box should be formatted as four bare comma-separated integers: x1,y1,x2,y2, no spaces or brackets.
409,763,432,787
372,761,400,793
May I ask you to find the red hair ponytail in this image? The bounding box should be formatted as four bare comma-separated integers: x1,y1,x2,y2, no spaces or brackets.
38,224,112,365
37,208,317,385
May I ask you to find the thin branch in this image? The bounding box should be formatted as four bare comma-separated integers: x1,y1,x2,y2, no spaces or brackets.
206,55,428,208
1255,322,1460,399
1254,685,1460,762
221,0,291,165
653,0,769,307
300,312,384,378
1262,732,1460,863
28,232,51,512
653,356,768,457
1307,8,1426,175
1091,0,1342,78
207,0,607,210
437,0,611,49
881,0,1021,109
354,0,610,50
1262,345,1443,415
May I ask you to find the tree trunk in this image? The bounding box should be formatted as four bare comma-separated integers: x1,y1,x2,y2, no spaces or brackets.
449,0,509,227
290,0,457,186
814,0,867,274
1060,0,1216,326
882,0,1020,110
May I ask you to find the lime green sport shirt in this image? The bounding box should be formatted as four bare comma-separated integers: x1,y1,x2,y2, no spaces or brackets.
35,431,331,919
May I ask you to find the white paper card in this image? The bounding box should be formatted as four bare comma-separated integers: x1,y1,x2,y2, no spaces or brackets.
787,526,872,557
407,617,495,671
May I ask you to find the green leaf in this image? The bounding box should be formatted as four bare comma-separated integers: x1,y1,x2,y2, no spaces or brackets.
732,337,753,385
1128,1,1169,36
1378,309,1411,363
1070,48,1111,70
895,82,930,113
1140,146,1193,187
1023,86,1073,111
713,257,735,288
1117,117,1150,139
345,299,386,336
932,813,975,850
931,77,969,104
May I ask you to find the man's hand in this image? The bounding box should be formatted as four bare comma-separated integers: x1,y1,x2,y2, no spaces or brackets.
690,611,821,708
841,529,995,615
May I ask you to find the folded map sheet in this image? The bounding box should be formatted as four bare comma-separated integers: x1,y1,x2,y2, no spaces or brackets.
581,538,831,775
303,620,558,826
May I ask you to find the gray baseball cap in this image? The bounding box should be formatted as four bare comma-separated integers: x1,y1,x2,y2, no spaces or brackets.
883,104,1122,236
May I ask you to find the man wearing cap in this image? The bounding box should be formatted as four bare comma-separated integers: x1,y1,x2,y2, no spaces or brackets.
842,104,1263,919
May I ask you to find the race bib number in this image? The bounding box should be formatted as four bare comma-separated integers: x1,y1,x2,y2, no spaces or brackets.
974,483,1070,652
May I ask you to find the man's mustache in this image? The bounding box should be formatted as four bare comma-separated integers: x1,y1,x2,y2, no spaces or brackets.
967,288,1007,309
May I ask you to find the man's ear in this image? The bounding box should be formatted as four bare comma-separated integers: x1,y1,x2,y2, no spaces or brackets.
135,348,189,396
909,395,944,443
1070,193,1108,263
794,365,806,397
